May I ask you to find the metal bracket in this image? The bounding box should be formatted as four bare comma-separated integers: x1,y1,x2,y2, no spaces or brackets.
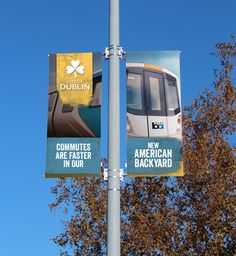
104,44,125,59
103,168,126,181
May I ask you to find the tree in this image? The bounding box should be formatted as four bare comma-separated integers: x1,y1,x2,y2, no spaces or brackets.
49,37,236,256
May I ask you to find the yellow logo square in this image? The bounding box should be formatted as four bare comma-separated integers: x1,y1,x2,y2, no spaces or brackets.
57,53,93,106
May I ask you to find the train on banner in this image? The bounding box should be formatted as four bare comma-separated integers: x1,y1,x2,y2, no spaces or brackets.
45,52,102,178
126,51,183,176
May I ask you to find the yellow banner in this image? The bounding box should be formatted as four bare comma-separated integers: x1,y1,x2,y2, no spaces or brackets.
56,53,93,106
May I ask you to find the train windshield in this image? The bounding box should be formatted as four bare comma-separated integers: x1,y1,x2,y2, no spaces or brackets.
149,76,161,111
127,73,143,111
165,77,180,115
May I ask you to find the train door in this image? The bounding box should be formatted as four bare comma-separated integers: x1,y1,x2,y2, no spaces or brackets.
52,97,95,137
78,75,102,137
127,68,148,137
144,71,168,137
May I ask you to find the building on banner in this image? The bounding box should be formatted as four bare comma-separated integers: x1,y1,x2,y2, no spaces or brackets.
45,52,102,178
126,51,183,176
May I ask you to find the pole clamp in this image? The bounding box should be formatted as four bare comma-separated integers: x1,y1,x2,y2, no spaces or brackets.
104,44,125,59
103,168,126,181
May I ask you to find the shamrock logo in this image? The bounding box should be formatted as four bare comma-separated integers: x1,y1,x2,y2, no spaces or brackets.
66,60,85,78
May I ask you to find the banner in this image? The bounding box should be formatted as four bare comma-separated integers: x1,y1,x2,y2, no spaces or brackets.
45,52,102,178
126,51,183,176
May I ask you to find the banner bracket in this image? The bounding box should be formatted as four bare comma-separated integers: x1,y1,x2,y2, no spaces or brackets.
103,168,125,181
104,45,125,59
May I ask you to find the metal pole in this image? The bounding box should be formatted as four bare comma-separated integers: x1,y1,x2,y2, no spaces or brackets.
107,0,120,255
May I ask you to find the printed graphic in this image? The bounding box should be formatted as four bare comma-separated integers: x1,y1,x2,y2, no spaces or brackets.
66,60,85,77
57,53,93,107
126,51,183,176
45,52,102,178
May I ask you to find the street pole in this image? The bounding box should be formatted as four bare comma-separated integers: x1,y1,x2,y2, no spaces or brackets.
107,0,121,255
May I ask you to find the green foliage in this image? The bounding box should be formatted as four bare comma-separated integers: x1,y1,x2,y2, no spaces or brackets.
49,37,236,256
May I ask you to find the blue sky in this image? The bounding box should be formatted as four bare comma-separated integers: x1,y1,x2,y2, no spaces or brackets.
0,0,235,255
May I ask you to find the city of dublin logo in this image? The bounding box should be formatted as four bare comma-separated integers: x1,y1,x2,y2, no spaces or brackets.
66,60,85,77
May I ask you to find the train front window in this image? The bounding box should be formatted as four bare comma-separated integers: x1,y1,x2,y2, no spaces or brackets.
127,73,143,111
149,76,161,111
145,71,166,116
165,78,180,115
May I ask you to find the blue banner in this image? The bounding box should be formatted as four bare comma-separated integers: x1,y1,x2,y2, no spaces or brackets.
45,138,100,177
45,52,102,178
126,51,183,176
127,138,183,176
